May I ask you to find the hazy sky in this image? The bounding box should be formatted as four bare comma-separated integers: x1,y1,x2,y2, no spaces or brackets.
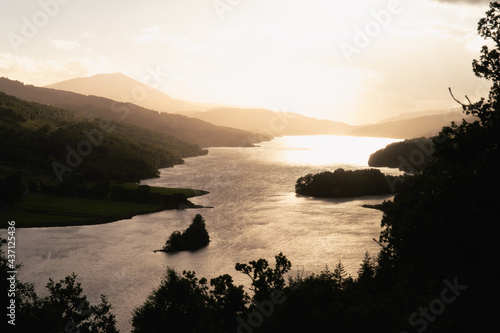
0,0,494,124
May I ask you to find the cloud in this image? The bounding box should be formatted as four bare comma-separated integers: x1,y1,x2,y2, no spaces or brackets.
49,39,81,51
131,26,199,53
392,21,474,41
131,26,162,44
0,53,114,86
82,32,97,39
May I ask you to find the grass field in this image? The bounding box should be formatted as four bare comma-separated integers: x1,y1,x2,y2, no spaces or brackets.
0,161,209,228
0,190,207,228
109,181,207,198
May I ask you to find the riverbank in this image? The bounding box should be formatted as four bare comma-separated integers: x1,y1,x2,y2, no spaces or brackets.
0,186,209,228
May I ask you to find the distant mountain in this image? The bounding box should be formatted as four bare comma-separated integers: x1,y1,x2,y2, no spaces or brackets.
347,111,472,139
45,73,353,136
42,73,470,139
45,73,215,114
0,77,266,147
192,107,469,139
3,74,472,141
191,107,351,136
376,108,463,123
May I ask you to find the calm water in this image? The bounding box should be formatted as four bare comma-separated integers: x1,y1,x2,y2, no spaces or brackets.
11,135,401,332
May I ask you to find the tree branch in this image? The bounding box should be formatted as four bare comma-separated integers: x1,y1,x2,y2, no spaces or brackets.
449,87,472,107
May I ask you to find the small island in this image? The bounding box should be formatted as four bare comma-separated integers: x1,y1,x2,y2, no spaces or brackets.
295,168,410,198
159,214,210,253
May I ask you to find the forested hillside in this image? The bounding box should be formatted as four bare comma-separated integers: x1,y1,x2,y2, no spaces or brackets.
0,91,206,182
0,78,269,148
368,137,435,171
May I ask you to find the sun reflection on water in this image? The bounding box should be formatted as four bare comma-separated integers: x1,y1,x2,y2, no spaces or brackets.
261,135,402,167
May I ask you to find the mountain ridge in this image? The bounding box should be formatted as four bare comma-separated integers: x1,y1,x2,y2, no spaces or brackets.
0,77,266,148
32,73,471,139
45,73,214,114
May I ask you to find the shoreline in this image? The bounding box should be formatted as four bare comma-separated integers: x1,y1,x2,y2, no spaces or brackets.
0,189,209,229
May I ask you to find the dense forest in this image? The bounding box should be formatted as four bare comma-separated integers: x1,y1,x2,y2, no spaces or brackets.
2,3,500,332
0,92,206,183
0,78,270,148
368,137,435,171
295,168,411,197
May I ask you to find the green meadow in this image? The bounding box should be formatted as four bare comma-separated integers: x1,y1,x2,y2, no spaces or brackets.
1,186,207,228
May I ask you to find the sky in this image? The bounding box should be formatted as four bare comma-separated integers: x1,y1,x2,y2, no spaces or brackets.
0,0,495,124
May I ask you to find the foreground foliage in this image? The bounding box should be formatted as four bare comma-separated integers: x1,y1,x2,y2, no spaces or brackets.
0,238,118,333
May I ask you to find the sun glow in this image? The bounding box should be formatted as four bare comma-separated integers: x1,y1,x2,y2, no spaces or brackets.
264,135,401,167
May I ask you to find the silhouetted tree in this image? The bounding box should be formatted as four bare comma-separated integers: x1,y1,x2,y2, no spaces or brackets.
333,260,349,288
209,274,249,332
162,214,210,252
0,237,118,333
132,268,249,333
131,268,211,333
376,3,500,331
357,252,375,290
235,252,291,302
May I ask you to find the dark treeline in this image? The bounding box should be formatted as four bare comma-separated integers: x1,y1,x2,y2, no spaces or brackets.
295,168,412,198
0,174,197,213
0,173,25,206
0,92,207,183
0,240,119,333
42,181,193,208
368,137,435,171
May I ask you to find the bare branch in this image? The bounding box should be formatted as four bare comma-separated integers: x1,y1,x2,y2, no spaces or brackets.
449,87,469,106
372,238,385,248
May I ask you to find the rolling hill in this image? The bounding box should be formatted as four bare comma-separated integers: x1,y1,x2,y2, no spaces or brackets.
0,77,267,147
42,73,470,139
45,73,215,114
191,107,470,139
0,91,206,182
347,111,471,139
191,107,352,136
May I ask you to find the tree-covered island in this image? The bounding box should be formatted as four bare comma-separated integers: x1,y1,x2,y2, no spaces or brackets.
159,214,210,253
295,168,411,198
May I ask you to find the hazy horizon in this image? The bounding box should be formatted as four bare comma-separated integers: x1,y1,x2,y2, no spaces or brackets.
0,0,493,125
